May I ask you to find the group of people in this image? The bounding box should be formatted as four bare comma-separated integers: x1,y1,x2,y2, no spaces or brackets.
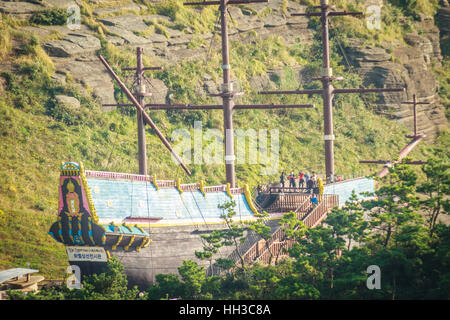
280,171,320,193
280,171,322,208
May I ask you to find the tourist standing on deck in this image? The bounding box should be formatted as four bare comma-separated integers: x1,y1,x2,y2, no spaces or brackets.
289,172,296,188
304,172,310,184
280,172,286,188
298,172,305,189
311,172,317,186
306,177,314,193
310,193,318,207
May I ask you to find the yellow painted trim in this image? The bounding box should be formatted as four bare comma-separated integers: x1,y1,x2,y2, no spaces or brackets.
152,175,159,190
226,183,234,199
79,162,99,223
87,217,95,244
112,234,123,250
101,216,283,229
67,217,74,243
124,235,135,251
243,184,259,214
105,250,111,261
122,223,134,233
77,219,85,244
136,237,146,252
143,238,152,248
199,180,206,197
57,217,64,242
131,216,284,228
176,178,183,194
135,224,145,234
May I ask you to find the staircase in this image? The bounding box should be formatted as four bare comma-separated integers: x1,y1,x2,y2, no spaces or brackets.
229,194,339,266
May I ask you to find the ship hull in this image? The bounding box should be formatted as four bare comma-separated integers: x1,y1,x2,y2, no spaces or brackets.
106,223,238,290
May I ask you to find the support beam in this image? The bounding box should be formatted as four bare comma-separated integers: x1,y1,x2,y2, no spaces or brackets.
259,88,405,95
359,160,427,165
184,0,268,5
103,103,315,110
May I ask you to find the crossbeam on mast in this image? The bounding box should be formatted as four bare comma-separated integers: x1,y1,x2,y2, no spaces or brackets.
103,103,315,110
259,88,405,95
184,0,268,6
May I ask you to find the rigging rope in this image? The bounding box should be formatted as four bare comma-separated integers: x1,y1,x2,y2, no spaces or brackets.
328,20,375,113
145,177,155,283
190,187,210,230
179,189,201,231
130,179,134,217
204,8,222,67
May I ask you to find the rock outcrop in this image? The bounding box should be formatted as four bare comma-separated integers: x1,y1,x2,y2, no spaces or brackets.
43,32,101,57
345,26,446,141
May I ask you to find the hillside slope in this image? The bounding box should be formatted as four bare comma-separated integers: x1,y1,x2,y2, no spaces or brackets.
0,0,448,278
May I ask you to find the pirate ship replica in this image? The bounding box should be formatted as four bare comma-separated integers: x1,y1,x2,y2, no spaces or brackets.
48,0,425,288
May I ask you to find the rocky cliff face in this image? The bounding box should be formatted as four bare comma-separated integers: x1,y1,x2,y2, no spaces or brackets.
1,0,447,140
345,18,447,141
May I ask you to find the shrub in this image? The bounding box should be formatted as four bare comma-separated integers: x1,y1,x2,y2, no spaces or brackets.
30,8,70,26
45,98,81,126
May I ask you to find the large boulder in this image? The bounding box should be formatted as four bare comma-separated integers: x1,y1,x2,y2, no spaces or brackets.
93,3,141,16
0,1,46,19
43,32,101,57
55,94,80,109
145,78,168,104
104,25,152,45
57,58,117,108
99,14,149,33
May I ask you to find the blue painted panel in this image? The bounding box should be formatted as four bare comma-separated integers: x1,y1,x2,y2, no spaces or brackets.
87,178,254,222
102,224,149,236
324,178,375,206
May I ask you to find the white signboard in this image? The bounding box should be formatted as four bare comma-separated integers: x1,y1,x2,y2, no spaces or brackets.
66,246,108,262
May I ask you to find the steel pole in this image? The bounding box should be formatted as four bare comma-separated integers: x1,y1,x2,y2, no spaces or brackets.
321,0,335,183
136,47,147,175
413,94,417,136
221,0,236,187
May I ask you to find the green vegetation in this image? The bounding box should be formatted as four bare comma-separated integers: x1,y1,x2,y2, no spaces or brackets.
30,8,70,26
6,257,141,300
0,0,448,281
